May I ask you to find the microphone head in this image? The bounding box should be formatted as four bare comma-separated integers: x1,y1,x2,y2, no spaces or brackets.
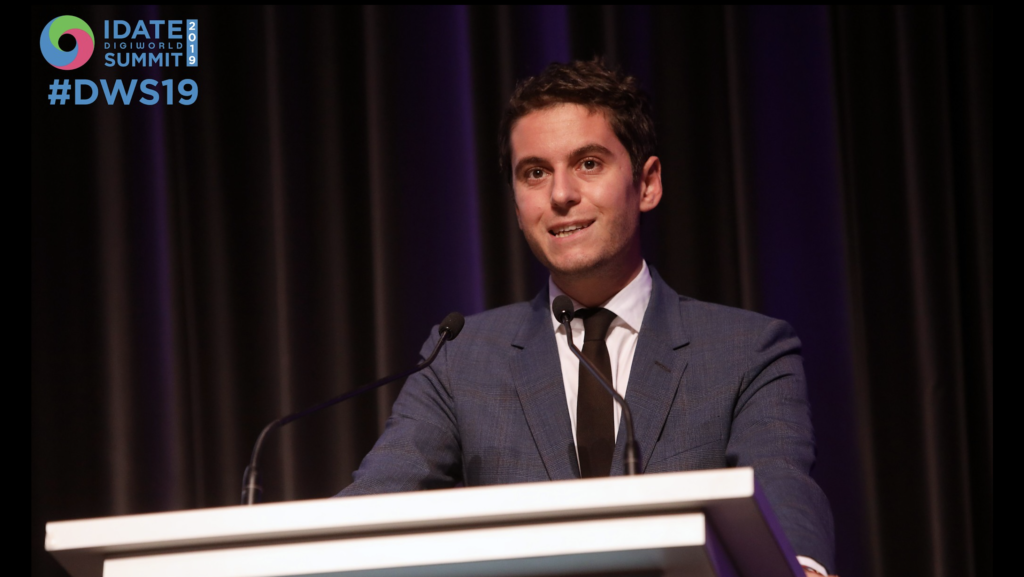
439,312,465,341
552,295,575,324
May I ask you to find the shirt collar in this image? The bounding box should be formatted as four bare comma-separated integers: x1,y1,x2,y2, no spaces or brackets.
548,260,653,333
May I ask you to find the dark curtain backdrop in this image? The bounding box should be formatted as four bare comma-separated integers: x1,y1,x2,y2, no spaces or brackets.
32,5,991,577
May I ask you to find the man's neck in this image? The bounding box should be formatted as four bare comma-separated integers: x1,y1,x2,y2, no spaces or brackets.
552,257,644,308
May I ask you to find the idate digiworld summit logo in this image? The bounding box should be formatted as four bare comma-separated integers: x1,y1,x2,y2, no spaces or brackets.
40,16,95,70
41,15,199,106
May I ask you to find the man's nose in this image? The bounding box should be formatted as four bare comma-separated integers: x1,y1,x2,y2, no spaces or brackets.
549,169,580,210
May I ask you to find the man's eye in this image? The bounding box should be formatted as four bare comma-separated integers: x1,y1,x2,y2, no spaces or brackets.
581,159,598,171
528,168,545,179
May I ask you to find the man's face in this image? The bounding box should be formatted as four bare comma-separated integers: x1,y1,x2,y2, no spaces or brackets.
510,103,660,283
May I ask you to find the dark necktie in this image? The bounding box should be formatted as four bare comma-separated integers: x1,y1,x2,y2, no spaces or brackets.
575,307,617,478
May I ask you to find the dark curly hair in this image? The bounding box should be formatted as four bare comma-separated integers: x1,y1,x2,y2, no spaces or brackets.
498,59,656,185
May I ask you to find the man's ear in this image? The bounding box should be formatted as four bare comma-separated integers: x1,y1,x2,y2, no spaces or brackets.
638,156,663,213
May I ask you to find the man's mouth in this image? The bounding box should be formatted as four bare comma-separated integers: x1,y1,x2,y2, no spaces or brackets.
549,222,592,238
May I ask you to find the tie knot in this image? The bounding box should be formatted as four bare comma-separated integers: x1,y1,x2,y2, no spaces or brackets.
577,308,617,341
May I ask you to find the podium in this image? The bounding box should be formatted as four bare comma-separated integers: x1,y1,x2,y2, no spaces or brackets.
46,467,804,577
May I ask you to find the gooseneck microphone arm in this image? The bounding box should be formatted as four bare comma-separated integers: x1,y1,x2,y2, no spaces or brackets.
552,296,640,476
241,312,466,505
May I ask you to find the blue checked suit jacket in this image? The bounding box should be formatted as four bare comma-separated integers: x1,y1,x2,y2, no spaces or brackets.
340,268,835,571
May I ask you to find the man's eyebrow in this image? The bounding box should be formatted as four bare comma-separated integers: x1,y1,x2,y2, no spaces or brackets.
569,144,613,159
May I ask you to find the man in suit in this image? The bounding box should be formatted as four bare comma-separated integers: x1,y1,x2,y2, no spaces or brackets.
341,60,835,576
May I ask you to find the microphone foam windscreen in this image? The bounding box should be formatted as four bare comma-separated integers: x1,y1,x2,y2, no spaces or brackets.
552,295,575,322
439,312,465,340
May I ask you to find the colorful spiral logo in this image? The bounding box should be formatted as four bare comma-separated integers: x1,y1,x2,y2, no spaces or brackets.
40,16,95,70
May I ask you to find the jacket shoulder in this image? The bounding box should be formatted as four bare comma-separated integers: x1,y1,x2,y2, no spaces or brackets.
673,293,799,345
452,300,535,345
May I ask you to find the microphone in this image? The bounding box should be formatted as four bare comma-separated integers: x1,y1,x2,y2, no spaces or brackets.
241,311,466,505
552,295,640,476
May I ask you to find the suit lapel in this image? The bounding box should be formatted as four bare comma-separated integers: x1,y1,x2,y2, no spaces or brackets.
510,289,580,481
610,269,691,475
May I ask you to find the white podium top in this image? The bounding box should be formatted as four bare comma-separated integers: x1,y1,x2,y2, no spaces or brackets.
46,468,803,577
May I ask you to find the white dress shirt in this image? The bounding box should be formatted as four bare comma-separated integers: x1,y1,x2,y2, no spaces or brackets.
548,260,652,447
546,260,828,577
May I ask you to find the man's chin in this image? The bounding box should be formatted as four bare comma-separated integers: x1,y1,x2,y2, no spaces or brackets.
529,243,619,280
545,257,605,280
